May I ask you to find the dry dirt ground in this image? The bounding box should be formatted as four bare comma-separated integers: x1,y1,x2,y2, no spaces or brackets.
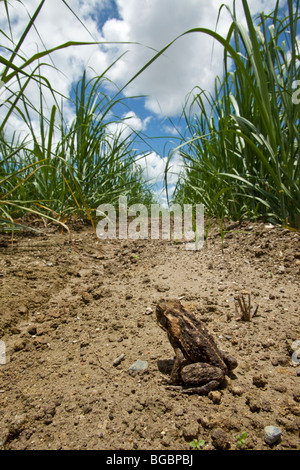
0,219,299,451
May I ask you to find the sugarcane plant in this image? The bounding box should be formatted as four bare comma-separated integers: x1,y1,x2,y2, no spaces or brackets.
172,0,300,229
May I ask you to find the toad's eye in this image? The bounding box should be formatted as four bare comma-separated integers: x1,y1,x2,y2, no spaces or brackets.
156,312,168,330
156,307,165,325
159,315,168,329
156,306,162,319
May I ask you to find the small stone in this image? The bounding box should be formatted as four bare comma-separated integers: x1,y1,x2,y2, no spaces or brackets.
182,422,199,441
27,325,37,335
264,425,282,445
81,291,92,304
271,355,290,367
208,390,222,404
36,326,47,336
174,407,184,417
211,428,230,450
83,405,93,415
109,334,123,343
278,265,285,274
155,284,170,292
160,436,171,447
113,353,125,366
145,307,153,315
253,374,268,388
246,395,261,413
273,384,287,393
10,326,21,335
262,338,275,348
128,359,148,374
18,305,28,315
293,390,300,403
13,339,26,351
261,398,272,412
230,385,244,396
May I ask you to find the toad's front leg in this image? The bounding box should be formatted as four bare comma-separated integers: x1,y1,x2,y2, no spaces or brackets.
161,347,187,385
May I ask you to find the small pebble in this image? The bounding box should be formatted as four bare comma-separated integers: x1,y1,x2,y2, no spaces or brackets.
208,390,222,404
174,407,184,417
128,359,148,374
293,390,300,403
155,284,170,292
252,374,268,388
211,428,230,450
145,307,153,315
182,422,199,441
278,265,285,274
230,385,244,396
13,339,26,351
224,334,232,340
264,425,282,445
113,353,125,366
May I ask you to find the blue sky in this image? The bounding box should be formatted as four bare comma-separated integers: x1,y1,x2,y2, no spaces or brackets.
0,0,290,202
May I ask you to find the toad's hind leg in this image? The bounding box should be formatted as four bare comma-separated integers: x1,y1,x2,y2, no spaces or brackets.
171,362,225,395
169,380,221,395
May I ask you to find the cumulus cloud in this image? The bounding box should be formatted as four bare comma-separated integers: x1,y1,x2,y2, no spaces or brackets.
99,0,286,117
107,110,151,141
1,0,284,123
138,150,183,183
136,150,184,206
0,0,101,135
100,0,227,116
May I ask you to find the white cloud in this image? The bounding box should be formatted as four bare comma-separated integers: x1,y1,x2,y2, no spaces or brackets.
106,110,151,146
137,150,184,184
135,150,186,206
140,149,190,206
99,0,286,117
1,0,285,126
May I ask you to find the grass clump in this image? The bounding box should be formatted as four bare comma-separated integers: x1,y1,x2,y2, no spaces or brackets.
170,0,300,229
0,1,154,231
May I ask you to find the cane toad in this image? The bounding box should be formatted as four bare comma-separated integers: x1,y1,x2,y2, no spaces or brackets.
156,299,237,394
